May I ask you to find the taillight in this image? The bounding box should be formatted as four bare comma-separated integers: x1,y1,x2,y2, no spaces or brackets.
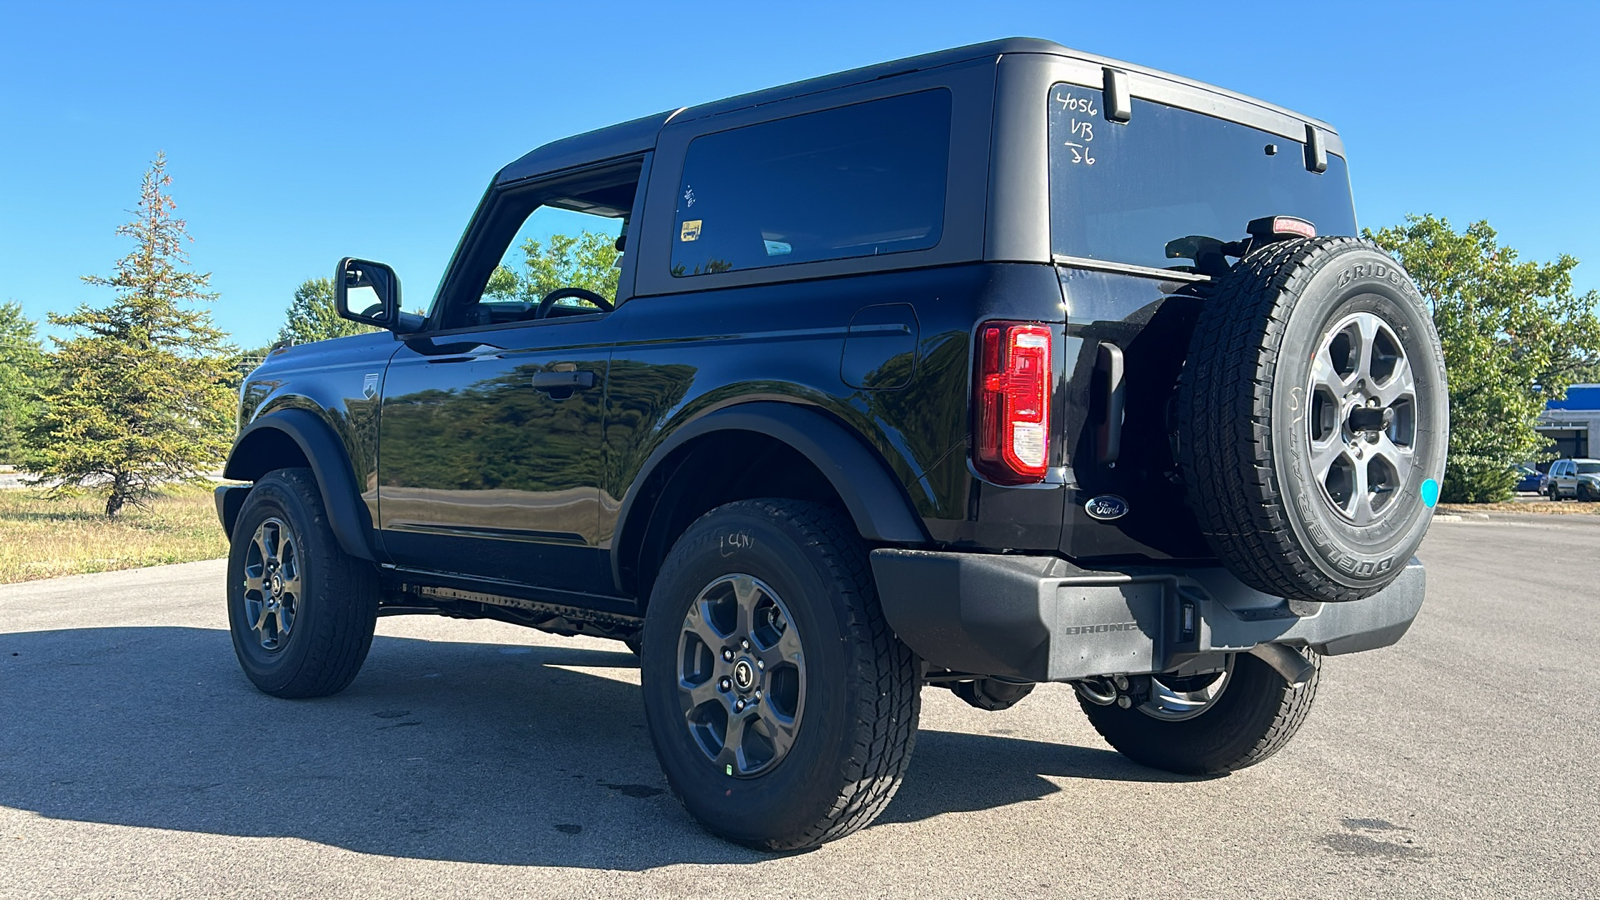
974,321,1053,484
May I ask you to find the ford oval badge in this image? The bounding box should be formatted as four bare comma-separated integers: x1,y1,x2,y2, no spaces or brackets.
1085,495,1129,521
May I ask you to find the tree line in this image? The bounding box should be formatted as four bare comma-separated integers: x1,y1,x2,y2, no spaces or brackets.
1,155,1596,515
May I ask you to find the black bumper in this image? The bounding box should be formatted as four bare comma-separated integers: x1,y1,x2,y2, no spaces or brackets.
869,550,1425,683
214,484,249,539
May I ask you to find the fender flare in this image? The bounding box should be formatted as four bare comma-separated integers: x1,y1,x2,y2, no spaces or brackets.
223,408,377,561
611,402,930,591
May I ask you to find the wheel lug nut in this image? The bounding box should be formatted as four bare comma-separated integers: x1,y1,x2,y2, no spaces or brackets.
722,648,734,662
734,699,746,712
741,639,750,651
756,660,764,670
753,690,762,700
719,678,731,691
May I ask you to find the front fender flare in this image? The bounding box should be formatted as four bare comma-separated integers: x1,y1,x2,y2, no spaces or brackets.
223,408,376,561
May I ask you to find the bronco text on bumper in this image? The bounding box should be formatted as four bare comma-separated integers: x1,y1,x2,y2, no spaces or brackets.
216,38,1447,850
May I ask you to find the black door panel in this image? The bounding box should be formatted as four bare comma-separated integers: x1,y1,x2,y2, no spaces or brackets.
378,318,616,593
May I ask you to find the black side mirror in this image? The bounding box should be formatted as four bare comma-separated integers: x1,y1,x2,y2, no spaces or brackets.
336,258,401,330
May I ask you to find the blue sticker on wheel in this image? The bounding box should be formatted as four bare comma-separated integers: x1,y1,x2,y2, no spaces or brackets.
1421,478,1440,508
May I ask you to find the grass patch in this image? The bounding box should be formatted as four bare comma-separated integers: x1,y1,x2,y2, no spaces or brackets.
0,484,227,584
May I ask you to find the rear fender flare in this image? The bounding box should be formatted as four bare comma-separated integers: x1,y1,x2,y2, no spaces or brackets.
610,402,929,593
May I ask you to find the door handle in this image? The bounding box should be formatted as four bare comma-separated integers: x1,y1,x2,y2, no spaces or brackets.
531,370,596,392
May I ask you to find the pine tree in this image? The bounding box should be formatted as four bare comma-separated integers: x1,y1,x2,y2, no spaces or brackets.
25,153,235,517
0,302,46,464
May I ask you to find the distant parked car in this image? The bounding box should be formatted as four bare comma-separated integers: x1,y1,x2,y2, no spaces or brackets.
1546,458,1600,501
1514,465,1547,493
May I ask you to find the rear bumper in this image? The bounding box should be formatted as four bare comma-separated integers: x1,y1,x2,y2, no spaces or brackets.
869,549,1425,683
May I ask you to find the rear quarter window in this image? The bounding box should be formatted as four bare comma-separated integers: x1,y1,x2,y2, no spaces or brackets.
671,89,952,277
1048,85,1357,274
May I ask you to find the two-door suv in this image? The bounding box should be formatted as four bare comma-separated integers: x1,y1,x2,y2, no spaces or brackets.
217,38,1448,849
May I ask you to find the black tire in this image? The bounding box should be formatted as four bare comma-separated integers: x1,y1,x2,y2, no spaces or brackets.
1581,483,1597,502
1548,485,1561,501
227,468,378,699
639,499,919,851
1178,237,1449,603
1078,649,1320,775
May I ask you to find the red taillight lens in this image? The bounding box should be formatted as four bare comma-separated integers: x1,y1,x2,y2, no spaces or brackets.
974,321,1053,484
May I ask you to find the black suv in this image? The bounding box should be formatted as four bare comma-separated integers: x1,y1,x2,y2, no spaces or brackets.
216,38,1448,850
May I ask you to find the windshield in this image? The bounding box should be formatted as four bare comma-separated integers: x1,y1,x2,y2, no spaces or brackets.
1048,86,1356,273
1577,463,1600,475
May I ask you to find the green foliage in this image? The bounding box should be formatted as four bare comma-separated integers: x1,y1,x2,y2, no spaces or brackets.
1367,214,1600,502
0,302,46,464
485,231,620,304
277,276,375,345
23,154,236,517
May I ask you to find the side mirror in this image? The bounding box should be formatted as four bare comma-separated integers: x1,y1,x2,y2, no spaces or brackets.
336,258,401,330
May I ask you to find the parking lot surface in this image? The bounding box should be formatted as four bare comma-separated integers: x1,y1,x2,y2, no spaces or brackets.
2,516,1595,899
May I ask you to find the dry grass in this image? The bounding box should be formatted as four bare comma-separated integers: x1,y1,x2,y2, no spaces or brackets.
1438,500,1600,516
0,484,227,584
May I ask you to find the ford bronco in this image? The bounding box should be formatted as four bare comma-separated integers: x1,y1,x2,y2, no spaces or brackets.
216,38,1448,850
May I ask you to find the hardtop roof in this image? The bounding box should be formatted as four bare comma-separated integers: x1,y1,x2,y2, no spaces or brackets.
495,37,1337,185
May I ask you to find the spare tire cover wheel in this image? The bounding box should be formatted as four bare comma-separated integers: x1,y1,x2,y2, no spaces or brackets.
1178,238,1448,603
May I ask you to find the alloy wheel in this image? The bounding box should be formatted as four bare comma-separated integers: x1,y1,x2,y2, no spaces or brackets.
242,517,301,651
676,574,806,778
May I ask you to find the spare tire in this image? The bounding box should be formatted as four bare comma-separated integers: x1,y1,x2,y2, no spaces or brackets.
1176,237,1448,603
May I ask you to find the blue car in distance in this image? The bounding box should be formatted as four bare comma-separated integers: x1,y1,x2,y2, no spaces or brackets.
1514,465,1548,494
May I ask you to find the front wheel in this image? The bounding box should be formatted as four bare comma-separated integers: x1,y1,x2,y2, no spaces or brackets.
639,500,920,850
227,468,378,698
1077,649,1320,775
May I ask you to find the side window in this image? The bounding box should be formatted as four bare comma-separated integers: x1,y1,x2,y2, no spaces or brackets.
478,206,623,319
437,162,639,330
671,89,952,277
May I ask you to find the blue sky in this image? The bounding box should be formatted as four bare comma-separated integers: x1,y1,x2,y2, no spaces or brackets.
2,0,1596,348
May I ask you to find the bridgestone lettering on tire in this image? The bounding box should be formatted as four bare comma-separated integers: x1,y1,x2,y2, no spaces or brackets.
227,468,379,699
1177,238,1449,603
638,499,920,851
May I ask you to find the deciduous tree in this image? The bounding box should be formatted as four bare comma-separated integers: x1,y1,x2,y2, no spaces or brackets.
1368,215,1600,502
277,276,375,345
25,154,235,517
484,231,620,305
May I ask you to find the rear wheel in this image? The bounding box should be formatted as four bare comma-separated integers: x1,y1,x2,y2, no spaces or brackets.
227,468,378,699
1077,649,1320,775
639,499,919,850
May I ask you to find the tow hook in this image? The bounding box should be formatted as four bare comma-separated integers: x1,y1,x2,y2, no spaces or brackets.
1074,674,1151,709
1248,643,1315,687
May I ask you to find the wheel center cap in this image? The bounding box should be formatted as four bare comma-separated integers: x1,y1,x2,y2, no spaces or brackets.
732,658,756,691
269,572,284,596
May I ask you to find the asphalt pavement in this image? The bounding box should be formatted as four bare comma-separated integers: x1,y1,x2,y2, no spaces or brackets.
1,516,1595,899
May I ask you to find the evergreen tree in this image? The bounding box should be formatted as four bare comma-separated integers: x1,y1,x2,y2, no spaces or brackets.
25,153,235,517
276,276,375,344
0,302,46,464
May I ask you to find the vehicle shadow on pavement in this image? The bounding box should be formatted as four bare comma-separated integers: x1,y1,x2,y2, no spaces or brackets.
0,625,1173,868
